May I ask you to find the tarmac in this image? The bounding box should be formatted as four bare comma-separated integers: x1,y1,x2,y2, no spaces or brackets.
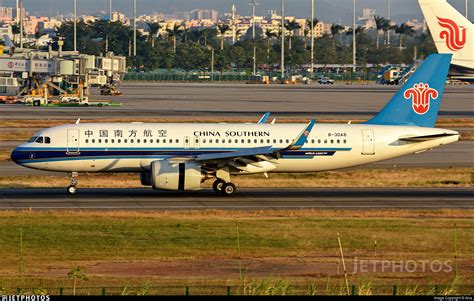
0,187,472,210
1,83,473,120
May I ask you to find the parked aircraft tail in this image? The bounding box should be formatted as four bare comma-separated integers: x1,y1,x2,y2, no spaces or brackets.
366,54,452,128
418,0,473,70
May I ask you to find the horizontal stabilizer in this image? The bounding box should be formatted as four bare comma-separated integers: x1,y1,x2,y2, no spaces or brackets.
399,133,459,142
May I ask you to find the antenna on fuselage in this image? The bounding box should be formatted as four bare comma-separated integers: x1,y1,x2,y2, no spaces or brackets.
271,118,276,124
75,118,81,124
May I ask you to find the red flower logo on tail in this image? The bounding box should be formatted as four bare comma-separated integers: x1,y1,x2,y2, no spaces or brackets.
403,83,438,115
437,17,467,51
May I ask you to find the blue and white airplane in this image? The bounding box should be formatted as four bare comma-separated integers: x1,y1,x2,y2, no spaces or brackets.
11,54,460,196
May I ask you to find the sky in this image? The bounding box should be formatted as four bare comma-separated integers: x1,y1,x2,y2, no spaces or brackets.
0,0,472,25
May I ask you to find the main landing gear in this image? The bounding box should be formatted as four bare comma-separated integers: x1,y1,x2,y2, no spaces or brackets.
67,172,79,195
212,179,237,196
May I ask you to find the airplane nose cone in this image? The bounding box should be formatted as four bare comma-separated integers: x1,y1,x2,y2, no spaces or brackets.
10,148,20,163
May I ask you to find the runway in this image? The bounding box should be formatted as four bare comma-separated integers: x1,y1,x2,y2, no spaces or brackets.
1,83,473,120
0,188,472,210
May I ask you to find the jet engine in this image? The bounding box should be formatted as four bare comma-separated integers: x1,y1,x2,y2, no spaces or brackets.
151,160,203,191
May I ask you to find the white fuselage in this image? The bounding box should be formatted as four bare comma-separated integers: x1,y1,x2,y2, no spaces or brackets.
11,123,460,174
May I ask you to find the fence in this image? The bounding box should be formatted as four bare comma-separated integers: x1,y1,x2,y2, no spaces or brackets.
3,284,473,296
123,70,380,82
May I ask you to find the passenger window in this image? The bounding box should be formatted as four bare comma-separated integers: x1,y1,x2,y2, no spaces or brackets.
260,139,264,143
209,139,213,143
35,136,43,143
248,139,251,143
330,140,334,144
105,139,108,143
162,139,166,144
124,139,128,143
343,139,347,143
176,139,179,143
170,139,173,143
92,139,95,143
337,139,340,144
111,139,114,143
324,140,327,143
137,139,140,143
235,139,238,143
318,139,321,144
131,139,134,143
273,139,276,143
98,139,102,143
241,139,245,143
311,139,314,144
118,139,121,143
85,139,89,143
279,139,282,143
143,139,147,143
267,139,270,143
286,139,289,143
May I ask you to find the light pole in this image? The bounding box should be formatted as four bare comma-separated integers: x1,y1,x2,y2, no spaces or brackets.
19,0,23,49
387,0,391,46
352,0,356,73
466,0,469,19
310,0,314,77
281,0,285,81
231,4,236,44
133,0,137,56
250,0,259,76
109,0,112,21
208,45,214,81
73,0,77,51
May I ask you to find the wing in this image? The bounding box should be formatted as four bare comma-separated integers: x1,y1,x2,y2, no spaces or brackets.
194,119,316,163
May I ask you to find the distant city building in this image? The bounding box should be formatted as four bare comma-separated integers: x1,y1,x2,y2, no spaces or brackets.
190,9,219,22
358,8,377,29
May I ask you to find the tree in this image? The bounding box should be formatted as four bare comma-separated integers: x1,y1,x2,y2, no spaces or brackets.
265,29,278,62
147,22,161,48
284,19,301,50
395,22,415,50
330,24,344,47
374,15,388,49
67,266,88,296
217,24,230,50
166,24,183,53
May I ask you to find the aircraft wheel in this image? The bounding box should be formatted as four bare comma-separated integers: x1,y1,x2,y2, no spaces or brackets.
221,183,237,196
67,185,77,195
212,179,225,193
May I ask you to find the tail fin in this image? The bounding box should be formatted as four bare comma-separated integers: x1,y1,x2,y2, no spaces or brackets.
366,54,452,128
418,0,473,69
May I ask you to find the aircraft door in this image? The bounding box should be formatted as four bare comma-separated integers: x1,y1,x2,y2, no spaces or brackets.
361,129,375,155
67,129,80,154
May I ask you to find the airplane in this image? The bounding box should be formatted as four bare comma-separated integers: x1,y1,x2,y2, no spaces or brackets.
419,0,474,82
11,54,460,196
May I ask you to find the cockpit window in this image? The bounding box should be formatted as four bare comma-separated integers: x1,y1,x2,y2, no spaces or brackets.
28,136,38,143
35,136,44,143
44,137,51,144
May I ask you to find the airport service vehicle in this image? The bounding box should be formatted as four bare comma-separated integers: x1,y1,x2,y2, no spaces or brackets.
419,0,474,82
318,77,335,85
11,54,460,196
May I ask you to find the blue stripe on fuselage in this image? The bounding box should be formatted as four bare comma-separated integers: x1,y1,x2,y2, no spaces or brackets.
12,147,351,164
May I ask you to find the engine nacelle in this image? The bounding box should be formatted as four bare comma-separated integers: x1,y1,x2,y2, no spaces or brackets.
151,160,203,191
